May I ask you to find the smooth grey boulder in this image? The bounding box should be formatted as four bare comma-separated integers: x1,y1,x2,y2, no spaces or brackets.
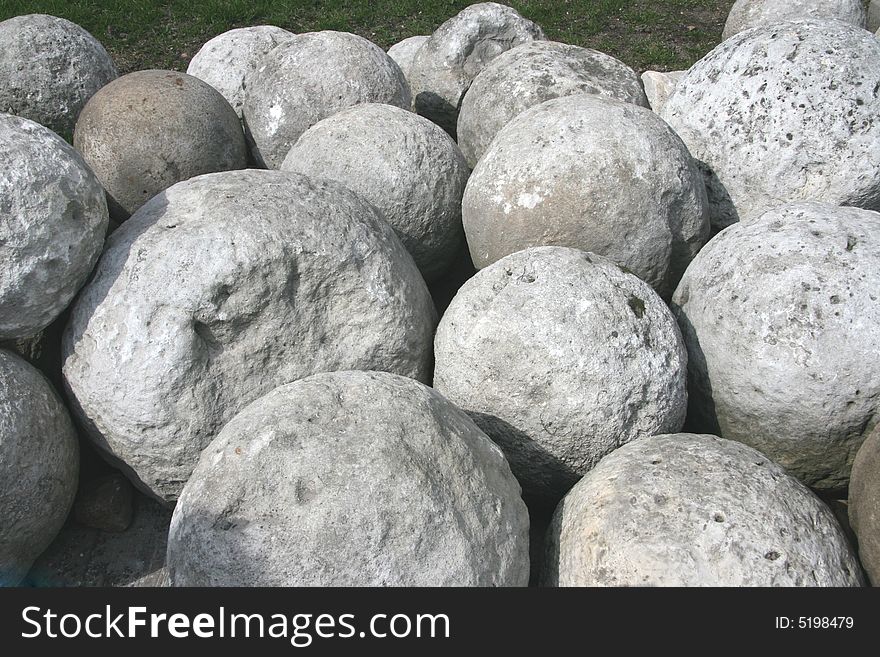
387,35,429,81
168,371,530,586
458,41,648,168
849,425,880,585
243,31,411,169
0,114,108,340
0,349,79,586
672,202,880,491
74,70,247,222
641,70,685,114
281,103,469,282
409,2,545,137
723,0,866,40
186,26,294,118
662,20,880,231
0,14,117,136
62,169,437,504
543,433,865,587
434,247,688,504
463,94,709,298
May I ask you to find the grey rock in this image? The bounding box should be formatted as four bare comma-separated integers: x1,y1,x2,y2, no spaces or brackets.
641,69,685,114
74,473,134,533
543,433,865,586
871,0,880,31
62,169,436,504
672,202,880,491
168,371,530,586
463,94,709,298
458,41,648,168
281,103,469,282
409,3,545,137
434,247,688,504
242,31,411,169
0,114,108,340
0,349,79,586
387,35,429,82
723,0,866,40
74,70,248,222
849,425,880,585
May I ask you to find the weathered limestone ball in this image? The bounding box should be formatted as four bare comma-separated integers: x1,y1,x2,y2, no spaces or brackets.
463,94,709,298
457,41,648,168
409,2,545,137
186,26,294,118
543,434,865,586
282,103,469,282
723,0,866,40
849,425,880,585
74,70,247,222
243,31,411,169
387,35,429,80
434,247,688,504
662,20,880,231
641,70,685,114
0,349,79,586
672,202,880,491
0,114,108,340
62,170,437,504
168,371,530,586
0,14,117,136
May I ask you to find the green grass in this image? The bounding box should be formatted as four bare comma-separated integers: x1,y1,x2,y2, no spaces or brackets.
0,0,732,73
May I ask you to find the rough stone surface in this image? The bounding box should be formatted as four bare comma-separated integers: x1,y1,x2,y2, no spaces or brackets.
243,31,411,169
849,425,880,585
186,26,294,118
168,371,530,586
0,114,108,341
0,14,117,136
409,3,545,137
641,70,685,114
543,433,865,587
672,202,880,491
387,35,429,81
74,473,134,533
458,41,648,168
463,94,709,298
434,247,688,504
723,0,866,40
871,0,880,31
74,70,248,221
282,103,469,282
62,169,437,504
0,349,79,586
662,20,880,231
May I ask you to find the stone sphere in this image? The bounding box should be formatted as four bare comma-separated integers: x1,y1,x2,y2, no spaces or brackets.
0,14,117,137
62,169,437,504
641,70,685,114
1,349,79,586
543,433,865,587
662,20,880,231
186,26,294,118
387,35,429,81
849,425,880,585
463,94,709,298
457,41,648,168
281,103,469,282
168,370,529,586
409,2,545,137
0,114,108,340
672,202,880,491
434,247,688,504
73,70,247,222
242,31,411,169
723,0,866,40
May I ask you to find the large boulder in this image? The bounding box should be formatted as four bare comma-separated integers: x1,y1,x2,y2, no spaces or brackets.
641,70,685,114
871,0,880,31
387,35,429,81
723,0,866,40
849,425,880,585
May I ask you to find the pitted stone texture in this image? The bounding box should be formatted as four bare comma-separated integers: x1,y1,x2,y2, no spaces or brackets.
0,349,79,586
463,94,709,298
0,14,117,136
186,26,295,118
62,170,437,504
168,371,529,586
723,0,866,40
662,20,880,231
409,3,545,137
641,70,685,114
849,425,880,585
282,103,469,282
387,35,429,81
434,247,688,504
672,202,880,491
543,433,865,587
243,31,411,169
0,114,108,340
458,41,648,168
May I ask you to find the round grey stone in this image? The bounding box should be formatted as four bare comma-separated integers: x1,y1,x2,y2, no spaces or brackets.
168,370,530,586
543,433,865,586
641,69,685,114
282,103,469,282
723,0,866,40
387,35,429,81
434,247,688,504
62,169,437,504
849,424,880,585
